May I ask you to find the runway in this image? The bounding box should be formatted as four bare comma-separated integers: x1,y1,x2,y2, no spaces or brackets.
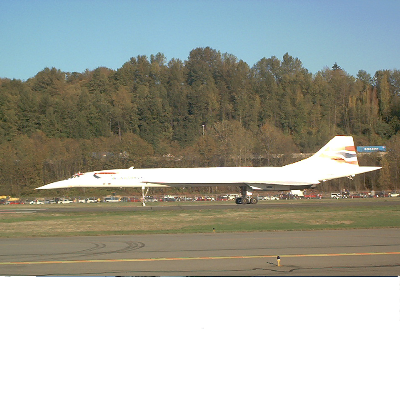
1,228,399,276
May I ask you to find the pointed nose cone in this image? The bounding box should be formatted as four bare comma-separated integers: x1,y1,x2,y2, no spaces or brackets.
36,179,71,190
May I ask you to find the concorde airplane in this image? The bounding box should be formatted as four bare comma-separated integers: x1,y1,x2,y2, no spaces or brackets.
36,136,381,205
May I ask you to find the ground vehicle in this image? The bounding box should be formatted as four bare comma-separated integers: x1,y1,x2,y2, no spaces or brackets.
331,193,341,199
29,199,44,204
59,198,74,204
103,196,120,202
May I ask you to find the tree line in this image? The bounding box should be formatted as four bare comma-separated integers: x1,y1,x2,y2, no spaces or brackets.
1,47,399,195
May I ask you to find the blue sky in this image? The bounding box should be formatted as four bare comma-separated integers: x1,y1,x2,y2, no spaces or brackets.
1,0,399,80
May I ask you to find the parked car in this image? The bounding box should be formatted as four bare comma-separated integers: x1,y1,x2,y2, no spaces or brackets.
103,196,120,202
59,198,74,204
29,199,44,205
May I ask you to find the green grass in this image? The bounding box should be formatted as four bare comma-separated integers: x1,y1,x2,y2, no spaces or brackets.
1,200,399,237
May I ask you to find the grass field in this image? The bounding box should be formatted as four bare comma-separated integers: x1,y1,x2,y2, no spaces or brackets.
1,199,399,237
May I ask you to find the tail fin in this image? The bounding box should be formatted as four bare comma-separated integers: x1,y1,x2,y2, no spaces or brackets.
308,136,359,166
284,136,380,182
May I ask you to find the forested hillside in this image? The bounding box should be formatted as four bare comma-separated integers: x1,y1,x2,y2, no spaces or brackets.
1,47,400,195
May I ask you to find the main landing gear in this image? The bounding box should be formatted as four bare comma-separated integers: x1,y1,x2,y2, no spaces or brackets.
235,186,258,204
235,197,258,204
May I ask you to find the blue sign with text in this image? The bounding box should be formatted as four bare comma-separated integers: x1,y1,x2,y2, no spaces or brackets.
356,146,386,153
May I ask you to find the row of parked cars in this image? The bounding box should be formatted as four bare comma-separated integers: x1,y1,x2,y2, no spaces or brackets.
330,191,400,199
2,191,399,205
31,197,100,204
0,197,100,205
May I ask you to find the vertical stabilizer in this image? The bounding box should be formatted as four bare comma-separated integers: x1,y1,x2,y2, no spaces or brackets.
284,136,380,181
308,136,358,166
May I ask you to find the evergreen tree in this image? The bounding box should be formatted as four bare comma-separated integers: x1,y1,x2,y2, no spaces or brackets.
1,49,400,194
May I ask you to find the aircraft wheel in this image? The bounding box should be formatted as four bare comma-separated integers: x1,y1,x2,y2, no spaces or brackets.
235,197,242,204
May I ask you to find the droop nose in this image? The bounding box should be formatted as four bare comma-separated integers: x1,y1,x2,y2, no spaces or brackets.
36,179,71,190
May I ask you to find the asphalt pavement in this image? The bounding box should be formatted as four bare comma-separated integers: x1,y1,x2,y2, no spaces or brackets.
1,228,399,276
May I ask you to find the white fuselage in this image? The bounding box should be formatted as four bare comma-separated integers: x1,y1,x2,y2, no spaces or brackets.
38,165,320,191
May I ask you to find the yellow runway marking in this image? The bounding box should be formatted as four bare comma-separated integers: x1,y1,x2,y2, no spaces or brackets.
1,251,400,265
